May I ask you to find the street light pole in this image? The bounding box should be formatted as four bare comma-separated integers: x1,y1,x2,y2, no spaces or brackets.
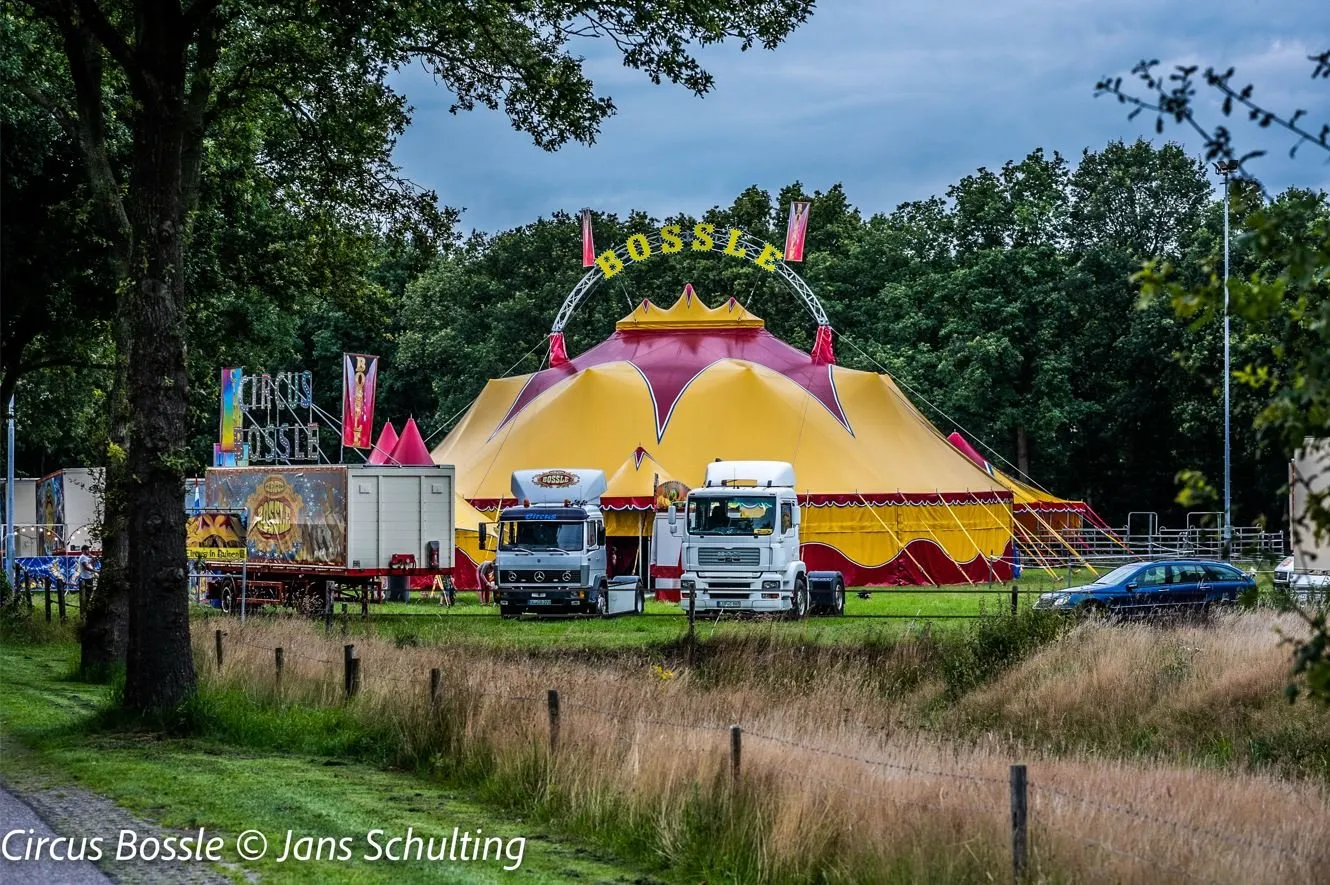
5,395,15,582
1216,162,1233,560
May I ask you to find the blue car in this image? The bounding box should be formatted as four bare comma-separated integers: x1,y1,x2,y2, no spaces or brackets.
1033,560,1254,616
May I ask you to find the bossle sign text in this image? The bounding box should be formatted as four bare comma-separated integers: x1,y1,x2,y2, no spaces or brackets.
595,224,783,279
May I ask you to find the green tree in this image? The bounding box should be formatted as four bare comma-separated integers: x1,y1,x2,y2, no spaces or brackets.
1101,49,1330,701
13,0,813,713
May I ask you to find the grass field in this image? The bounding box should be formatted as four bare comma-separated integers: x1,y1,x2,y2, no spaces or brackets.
0,639,654,884
203,569,1276,651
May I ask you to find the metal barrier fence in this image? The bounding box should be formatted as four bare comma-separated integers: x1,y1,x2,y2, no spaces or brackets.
1016,521,1284,569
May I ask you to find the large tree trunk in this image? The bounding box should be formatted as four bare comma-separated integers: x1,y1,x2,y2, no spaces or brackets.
1016,426,1031,479
121,38,196,715
79,314,131,679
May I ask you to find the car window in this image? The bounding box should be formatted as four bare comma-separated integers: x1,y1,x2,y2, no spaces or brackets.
1170,564,1206,584
1204,563,1242,581
1136,565,1167,587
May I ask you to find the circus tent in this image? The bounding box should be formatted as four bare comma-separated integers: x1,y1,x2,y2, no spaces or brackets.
432,287,1016,586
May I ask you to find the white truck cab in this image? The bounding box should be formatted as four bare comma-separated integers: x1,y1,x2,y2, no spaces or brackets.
670,461,842,617
484,468,644,618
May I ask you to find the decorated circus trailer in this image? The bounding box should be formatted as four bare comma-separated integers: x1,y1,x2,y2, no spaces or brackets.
434,284,1017,588
35,467,103,554
195,464,456,612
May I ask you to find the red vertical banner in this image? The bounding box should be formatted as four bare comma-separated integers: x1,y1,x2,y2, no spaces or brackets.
784,200,811,262
581,208,596,267
342,353,379,448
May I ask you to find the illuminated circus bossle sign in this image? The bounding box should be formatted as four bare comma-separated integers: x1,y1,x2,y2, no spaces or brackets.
593,223,784,278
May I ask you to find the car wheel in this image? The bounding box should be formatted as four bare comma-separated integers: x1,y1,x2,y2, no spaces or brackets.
1078,600,1106,619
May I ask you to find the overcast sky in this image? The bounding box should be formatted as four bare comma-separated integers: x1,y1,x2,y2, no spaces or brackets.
388,1,1330,236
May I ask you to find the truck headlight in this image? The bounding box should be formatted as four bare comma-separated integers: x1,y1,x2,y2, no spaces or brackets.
762,580,780,589
681,579,695,590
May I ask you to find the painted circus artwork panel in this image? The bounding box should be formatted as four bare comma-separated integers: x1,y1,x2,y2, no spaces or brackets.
36,473,65,555
205,467,347,566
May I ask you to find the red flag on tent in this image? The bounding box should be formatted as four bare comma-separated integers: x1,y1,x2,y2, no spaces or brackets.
784,200,810,262
581,208,596,267
367,421,399,465
342,353,378,448
389,417,434,466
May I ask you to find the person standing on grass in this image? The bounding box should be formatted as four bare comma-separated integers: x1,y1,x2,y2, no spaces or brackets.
76,544,98,597
477,560,496,605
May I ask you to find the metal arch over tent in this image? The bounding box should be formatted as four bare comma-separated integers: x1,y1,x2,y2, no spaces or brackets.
548,228,833,367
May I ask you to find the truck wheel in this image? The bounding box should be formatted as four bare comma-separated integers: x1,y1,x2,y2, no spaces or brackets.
596,586,610,618
833,581,845,616
634,588,645,615
220,580,235,615
788,577,808,620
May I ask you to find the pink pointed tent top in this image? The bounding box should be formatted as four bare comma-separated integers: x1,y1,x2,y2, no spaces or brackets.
946,432,990,472
367,421,399,465
389,417,434,467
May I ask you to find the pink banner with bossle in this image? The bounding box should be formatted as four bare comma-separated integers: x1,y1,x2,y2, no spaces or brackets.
342,353,379,448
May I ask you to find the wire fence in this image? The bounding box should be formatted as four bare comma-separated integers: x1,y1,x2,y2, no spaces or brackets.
203,628,1326,885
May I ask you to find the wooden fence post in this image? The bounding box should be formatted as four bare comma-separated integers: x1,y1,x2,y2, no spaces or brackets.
430,668,441,710
343,644,356,698
275,647,284,691
730,725,742,785
57,580,67,622
214,629,224,670
1010,583,1019,615
324,584,333,633
348,657,361,698
1010,764,1028,884
547,689,560,753
44,576,52,622
361,587,369,621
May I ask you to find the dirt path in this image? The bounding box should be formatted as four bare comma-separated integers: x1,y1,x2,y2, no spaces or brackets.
0,774,239,884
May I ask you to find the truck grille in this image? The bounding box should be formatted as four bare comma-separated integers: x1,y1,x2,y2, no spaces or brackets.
698,547,760,567
501,569,577,585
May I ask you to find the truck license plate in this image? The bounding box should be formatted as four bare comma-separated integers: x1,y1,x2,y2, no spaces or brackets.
718,600,741,608
527,599,552,605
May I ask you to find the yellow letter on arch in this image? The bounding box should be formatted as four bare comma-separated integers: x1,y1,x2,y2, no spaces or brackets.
723,228,748,259
625,233,652,262
754,242,783,272
691,223,715,251
596,249,625,278
659,225,684,254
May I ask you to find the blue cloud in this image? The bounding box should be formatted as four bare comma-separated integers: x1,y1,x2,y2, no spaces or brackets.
387,0,1330,234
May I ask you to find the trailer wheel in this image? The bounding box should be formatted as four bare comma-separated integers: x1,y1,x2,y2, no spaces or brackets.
219,579,235,615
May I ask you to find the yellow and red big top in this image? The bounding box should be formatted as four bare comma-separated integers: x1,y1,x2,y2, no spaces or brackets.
434,287,1015,586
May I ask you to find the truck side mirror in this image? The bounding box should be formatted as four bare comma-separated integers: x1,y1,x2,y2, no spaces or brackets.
479,523,488,551
791,508,801,527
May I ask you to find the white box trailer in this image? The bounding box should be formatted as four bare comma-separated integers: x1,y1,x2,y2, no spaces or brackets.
198,464,456,611
1285,439,1330,596
2,477,40,557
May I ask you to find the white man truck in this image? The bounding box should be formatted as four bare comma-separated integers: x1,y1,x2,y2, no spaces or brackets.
669,460,845,618
482,468,645,618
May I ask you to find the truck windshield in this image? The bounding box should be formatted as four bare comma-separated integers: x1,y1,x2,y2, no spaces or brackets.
687,496,776,536
500,521,584,552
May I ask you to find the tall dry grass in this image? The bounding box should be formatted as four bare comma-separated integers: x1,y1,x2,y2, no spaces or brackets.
195,613,1330,884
